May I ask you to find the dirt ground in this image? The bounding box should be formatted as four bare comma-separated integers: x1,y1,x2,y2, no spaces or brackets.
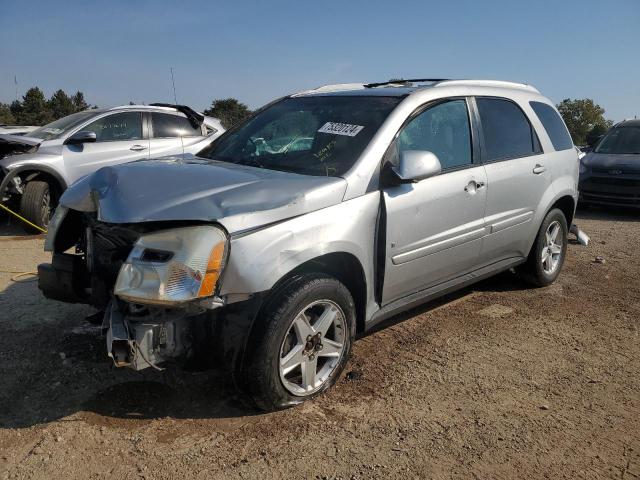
0,208,638,479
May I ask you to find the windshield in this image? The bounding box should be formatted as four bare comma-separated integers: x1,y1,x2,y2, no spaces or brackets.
595,126,640,155
198,96,401,176
27,111,97,141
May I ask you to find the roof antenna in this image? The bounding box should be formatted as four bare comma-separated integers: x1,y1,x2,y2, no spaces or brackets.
170,67,178,104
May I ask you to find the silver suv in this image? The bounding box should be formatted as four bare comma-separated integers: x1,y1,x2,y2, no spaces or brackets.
0,104,224,230
39,79,578,410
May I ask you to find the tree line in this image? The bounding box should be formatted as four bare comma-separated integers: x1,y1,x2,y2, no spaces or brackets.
1,86,614,146
0,87,91,126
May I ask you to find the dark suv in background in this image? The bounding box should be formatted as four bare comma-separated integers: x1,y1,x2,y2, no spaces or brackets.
579,119,640,208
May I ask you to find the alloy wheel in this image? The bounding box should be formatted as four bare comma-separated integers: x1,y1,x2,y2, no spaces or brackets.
541,220,563,274
279,300,347,396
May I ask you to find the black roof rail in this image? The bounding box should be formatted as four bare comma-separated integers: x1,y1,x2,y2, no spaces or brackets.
149,103,204,128
364,78,451,88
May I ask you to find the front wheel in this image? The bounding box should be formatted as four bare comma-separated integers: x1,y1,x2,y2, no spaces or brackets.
519,208,568,287
19,180,52,233
239,274,356,411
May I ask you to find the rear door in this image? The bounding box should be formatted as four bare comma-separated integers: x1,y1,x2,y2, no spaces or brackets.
473,97,551,264
62,111,149,184
148,112,204,158
381,98,488,304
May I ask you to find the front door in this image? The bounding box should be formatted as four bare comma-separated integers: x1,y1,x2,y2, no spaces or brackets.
382,98,488,304
63,111,149,184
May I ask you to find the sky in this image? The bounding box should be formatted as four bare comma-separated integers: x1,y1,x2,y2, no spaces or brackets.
1,0,638,122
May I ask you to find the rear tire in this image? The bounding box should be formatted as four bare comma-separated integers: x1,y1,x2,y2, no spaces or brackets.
519,208,568,287
239,273,356,411
19,180,52,233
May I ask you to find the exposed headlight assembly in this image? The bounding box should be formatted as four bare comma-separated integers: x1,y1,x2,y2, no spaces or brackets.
114,225,228,306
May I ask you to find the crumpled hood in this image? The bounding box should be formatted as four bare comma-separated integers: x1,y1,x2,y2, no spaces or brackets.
60,157,348,233
0,133,41,161
0,133,41,147
582,152,640,173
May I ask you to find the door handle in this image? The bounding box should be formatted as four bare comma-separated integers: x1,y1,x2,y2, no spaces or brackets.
130,144,147,151
533,164,546,174
464,180,485,193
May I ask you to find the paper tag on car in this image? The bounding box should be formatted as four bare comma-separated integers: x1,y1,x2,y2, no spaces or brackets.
318,122,364,137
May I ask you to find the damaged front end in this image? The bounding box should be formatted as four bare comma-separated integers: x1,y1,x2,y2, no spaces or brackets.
0,134,40,160
38,207,230,371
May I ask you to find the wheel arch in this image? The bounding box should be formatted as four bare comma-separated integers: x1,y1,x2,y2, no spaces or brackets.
549,194,576,226
262,252,368,334
2,164,67,200
526,193,575,258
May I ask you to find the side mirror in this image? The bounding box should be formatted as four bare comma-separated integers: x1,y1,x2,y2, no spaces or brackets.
65,130,97,145
393,150,442,183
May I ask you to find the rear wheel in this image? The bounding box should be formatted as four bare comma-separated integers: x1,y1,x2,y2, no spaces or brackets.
519,208,568,287
19,180,52,233
239,274,355,411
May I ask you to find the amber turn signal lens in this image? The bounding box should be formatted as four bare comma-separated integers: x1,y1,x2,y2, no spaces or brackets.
197,242,226,297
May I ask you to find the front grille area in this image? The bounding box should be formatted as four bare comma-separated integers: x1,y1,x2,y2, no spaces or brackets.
580,173,640,207
581,190,640,207
593,167,640,175
588,177,640,188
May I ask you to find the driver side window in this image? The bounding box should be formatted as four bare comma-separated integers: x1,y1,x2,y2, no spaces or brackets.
397,99,472,170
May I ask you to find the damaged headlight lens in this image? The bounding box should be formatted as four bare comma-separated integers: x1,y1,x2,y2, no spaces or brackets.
114,225,228,305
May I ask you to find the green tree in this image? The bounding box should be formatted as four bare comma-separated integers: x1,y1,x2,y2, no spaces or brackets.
18,87,53,125
203,98,252,129
557,98,613,146
9,100,23,121
71,91,89,111
0,103,15,124
48,89,75,119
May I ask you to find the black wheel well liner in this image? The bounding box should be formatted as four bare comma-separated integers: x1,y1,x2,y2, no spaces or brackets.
7,166,67,199
265,252,368,333
550,195,575,226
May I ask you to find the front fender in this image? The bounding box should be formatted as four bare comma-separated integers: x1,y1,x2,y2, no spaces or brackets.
219,192,380,307
0,161,68,198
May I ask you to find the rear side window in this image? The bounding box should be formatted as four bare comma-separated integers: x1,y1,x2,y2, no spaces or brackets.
529,101,573,151
151,112,202,138
477,98,538,161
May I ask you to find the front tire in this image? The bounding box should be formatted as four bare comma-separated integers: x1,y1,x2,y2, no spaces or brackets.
519,208,568,287
239,274,356,411
19,180,52,233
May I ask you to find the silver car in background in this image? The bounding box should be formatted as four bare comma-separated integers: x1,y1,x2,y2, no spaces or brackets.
0,104,224,230
39,79,578,410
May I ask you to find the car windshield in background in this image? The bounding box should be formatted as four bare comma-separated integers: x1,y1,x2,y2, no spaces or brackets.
198,96,401,176
27,111,97,141
595,126,640,155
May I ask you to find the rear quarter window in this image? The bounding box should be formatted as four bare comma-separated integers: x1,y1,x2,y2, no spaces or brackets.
529,101,573,151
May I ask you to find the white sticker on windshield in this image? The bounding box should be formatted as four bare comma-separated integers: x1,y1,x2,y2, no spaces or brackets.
318,122,364,137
